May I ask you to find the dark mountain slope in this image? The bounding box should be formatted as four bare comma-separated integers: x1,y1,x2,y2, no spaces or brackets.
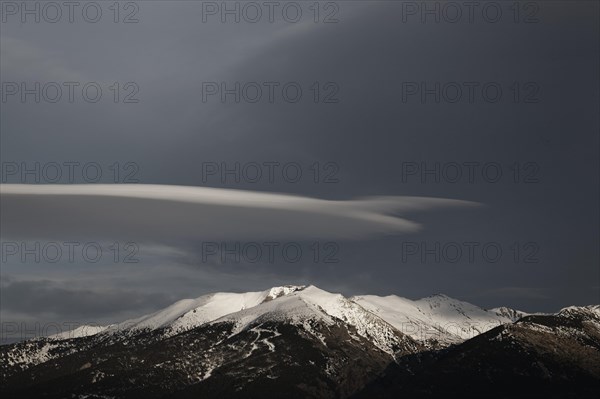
353,305,600,399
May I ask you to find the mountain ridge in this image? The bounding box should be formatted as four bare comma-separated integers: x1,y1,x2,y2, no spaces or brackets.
47,284,526,344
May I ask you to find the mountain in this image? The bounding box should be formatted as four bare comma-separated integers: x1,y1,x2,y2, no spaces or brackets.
1,285,597,399
351,293,526,348
354,305,600,399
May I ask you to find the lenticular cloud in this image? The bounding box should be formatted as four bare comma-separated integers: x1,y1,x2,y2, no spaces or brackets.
0,184,477,241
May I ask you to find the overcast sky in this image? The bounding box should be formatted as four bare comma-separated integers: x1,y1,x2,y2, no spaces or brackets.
1,1,598,343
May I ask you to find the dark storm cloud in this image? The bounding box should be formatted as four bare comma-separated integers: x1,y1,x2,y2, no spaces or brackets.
0,0,598,327
475,286,549,301
0,277,173,319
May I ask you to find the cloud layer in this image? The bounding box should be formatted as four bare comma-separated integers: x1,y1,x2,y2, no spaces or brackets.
1,184,477,241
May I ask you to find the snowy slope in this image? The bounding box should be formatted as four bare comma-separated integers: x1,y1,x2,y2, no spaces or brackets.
351,293,525,346
490,306,529,322
210,285,422,356
46,286,307,340
97,286,305,337
50,325,108,340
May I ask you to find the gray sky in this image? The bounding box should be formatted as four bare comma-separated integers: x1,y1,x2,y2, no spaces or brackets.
0,1,598,343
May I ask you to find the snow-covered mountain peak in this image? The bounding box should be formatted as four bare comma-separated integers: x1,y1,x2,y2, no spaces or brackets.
44,285,527,351
352,293,523,346
82,285,310,338
490,306,529,322
265,285,306,301
417,293,463,306
425,293,451,299
557,304,600,320
205,285,421,356
415,293,488,315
